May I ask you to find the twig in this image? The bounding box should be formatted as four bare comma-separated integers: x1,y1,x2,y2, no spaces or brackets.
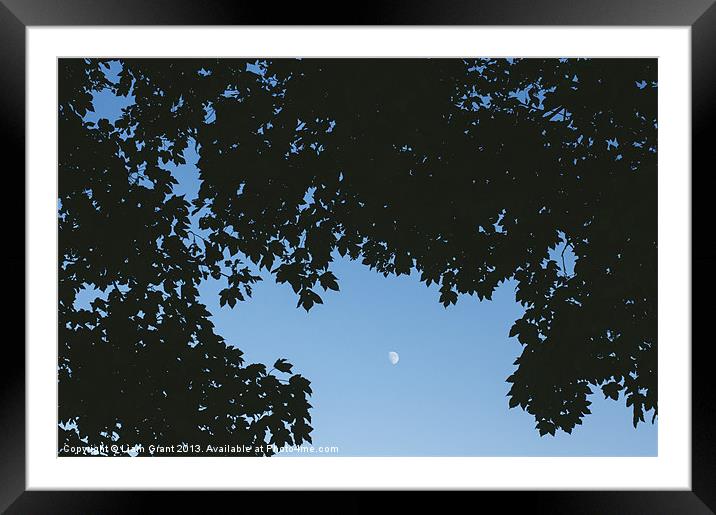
543,104,563,119
560,240,574,278
113,281,127,299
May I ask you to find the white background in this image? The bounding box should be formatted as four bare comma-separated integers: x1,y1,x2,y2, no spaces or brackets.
27,27,691,489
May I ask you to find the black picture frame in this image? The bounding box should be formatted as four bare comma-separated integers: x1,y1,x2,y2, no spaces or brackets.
3,1,714,512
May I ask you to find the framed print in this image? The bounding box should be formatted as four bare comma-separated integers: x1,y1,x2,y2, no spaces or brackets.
4,0,715,512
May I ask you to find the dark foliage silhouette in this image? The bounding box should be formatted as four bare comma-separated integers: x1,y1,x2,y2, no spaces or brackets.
59,58,656,454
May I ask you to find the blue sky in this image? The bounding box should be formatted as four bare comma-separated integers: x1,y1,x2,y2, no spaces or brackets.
75,61,657,456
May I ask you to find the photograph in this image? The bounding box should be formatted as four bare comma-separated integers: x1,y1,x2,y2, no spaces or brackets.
58,57,658,458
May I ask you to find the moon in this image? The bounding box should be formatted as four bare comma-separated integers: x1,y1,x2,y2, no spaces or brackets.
388,351,399,365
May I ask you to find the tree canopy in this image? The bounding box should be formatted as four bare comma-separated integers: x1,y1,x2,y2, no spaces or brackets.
58,58,657,454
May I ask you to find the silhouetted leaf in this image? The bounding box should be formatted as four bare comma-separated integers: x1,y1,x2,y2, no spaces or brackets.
273,359,293,374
